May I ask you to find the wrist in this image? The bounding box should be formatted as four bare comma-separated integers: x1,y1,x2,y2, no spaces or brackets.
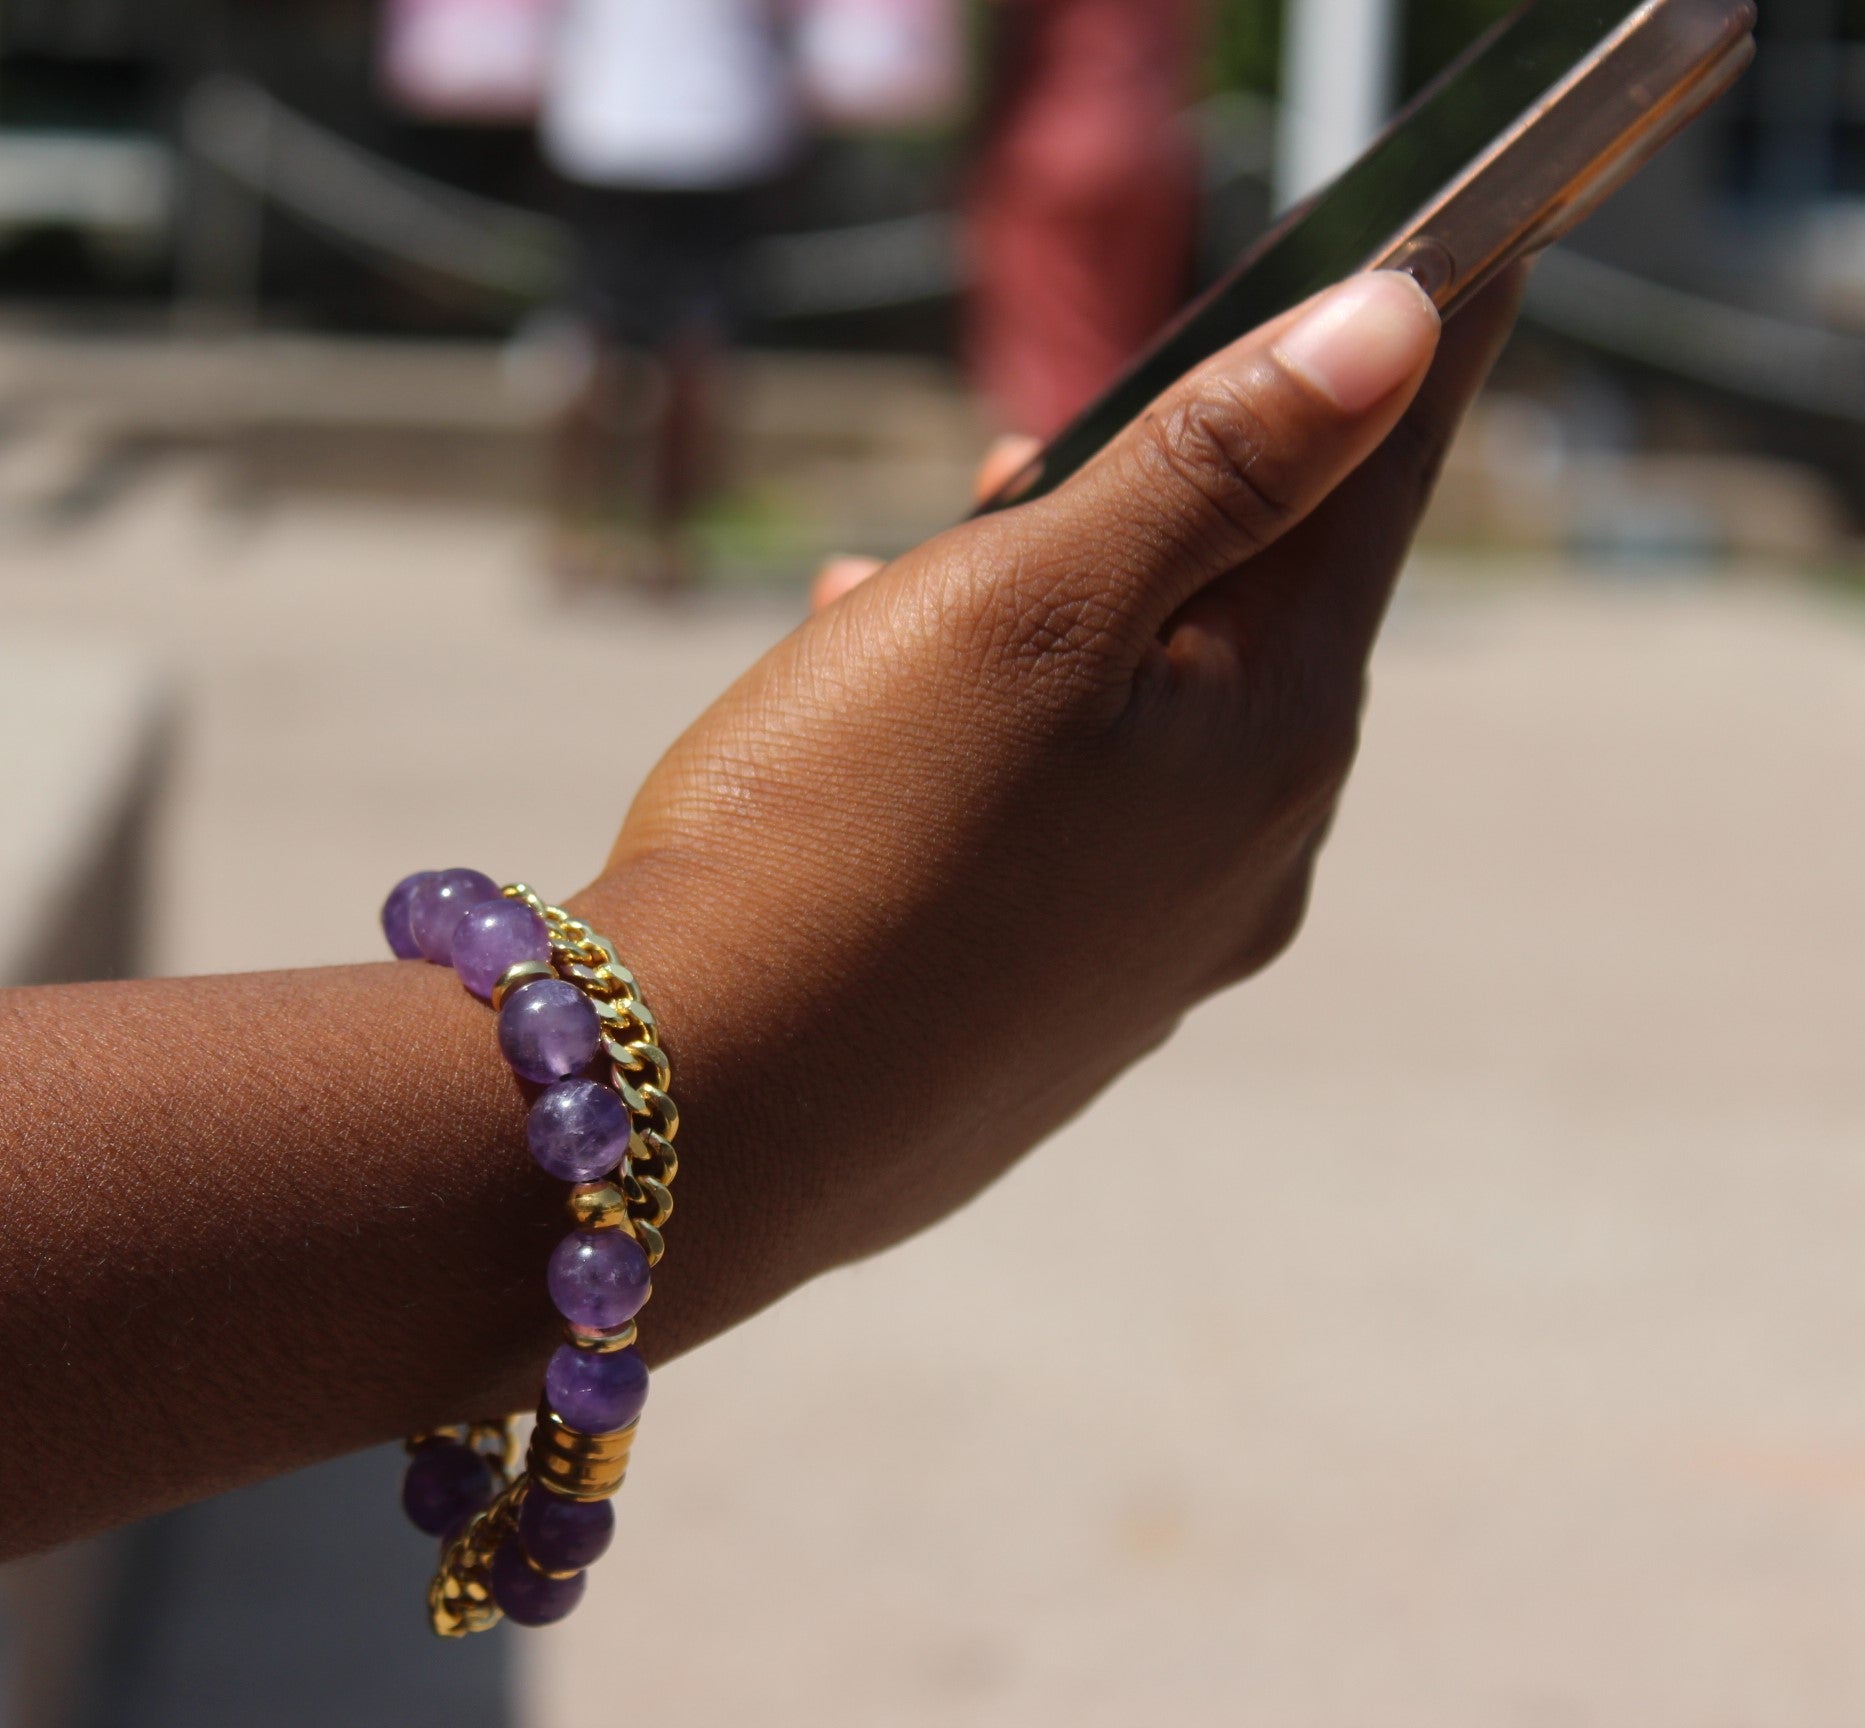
563,858,802,1366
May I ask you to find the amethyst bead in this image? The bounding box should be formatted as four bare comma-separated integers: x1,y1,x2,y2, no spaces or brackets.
519,1486,616,1572
409,867,500,965
499,979,602,1084
490,1539,586,1626
452,897,552,1000
401,1441,495,1537
527,1079,631,1182
381,872,434,960
545,1344,649,1435
547,1229,651,1329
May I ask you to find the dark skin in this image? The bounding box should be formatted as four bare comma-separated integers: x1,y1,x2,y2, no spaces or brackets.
0,269,1524,1559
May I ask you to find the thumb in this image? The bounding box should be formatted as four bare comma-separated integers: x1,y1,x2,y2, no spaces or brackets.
999,271,1442,645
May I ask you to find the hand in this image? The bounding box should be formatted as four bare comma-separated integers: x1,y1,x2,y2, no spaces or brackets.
578,269,1525,1355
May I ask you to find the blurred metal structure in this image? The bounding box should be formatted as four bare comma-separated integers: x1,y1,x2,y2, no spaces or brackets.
1525,247,1865,425
177,74,957,321
177,76,562,315
0,134,171,250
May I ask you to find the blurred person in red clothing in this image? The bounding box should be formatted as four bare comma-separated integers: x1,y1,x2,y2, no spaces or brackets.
967,0,1201,440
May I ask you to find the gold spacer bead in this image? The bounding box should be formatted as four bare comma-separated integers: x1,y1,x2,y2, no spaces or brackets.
406,1425,466,1454
564,1317,637,1353
522,1548,582,1584
526,1398,638,1502
491,959,557,1010
566,1179,632,1232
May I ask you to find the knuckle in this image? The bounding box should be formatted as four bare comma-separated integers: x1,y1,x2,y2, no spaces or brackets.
1130,364,1303,562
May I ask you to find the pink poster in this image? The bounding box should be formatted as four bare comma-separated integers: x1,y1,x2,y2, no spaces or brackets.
380,0,557,123
792,0,968,130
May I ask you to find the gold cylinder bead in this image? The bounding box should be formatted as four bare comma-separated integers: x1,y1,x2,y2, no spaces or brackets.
406,1424,467,1453
563,1317,637,1353
566,1180,632,1232
526,1399,638,1502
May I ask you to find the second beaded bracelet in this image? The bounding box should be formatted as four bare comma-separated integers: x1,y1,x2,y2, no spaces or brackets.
380,869,679,1636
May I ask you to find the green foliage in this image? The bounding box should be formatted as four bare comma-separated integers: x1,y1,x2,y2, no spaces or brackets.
1208,0,1281,96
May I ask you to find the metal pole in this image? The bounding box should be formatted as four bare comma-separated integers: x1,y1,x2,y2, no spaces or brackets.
1275,0,1401,209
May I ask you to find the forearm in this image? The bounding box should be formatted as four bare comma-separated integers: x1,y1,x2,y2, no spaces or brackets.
0,874,775,1558
0,830,1119,1561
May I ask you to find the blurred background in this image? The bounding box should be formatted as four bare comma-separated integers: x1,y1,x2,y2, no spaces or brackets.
0,1,1863,1724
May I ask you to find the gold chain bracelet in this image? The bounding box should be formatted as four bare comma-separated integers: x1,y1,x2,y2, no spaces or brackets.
380,873,678,1634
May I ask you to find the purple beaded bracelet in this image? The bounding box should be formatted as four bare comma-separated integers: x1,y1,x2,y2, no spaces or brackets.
381,869,679,1635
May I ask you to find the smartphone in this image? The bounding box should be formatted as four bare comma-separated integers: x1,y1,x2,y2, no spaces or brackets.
974,0,1757,515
